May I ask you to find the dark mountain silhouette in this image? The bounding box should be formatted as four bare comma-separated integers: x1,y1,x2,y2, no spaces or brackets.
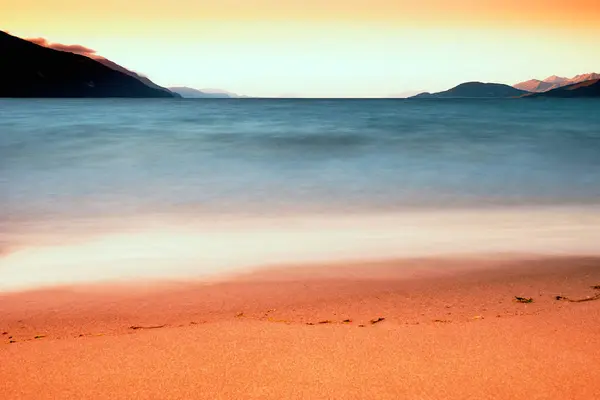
527,79,600,98
25,36,178,97
93,58,178,97
0,31,177,98
411,82,528,98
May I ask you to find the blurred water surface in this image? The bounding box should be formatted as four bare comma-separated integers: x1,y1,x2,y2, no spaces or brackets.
2,98,600,219
1,98,599,290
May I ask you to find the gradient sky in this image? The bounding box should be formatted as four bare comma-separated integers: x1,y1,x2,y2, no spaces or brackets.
3,0,600,97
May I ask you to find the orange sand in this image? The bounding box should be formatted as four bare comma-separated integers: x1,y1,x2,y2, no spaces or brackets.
1,256,599,399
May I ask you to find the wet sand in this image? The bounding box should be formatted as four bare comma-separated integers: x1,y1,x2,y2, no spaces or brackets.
1,256,600,399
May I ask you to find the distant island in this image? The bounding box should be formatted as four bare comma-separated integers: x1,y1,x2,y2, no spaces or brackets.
411,82,527,98
0,31,178,98
168,87,246,98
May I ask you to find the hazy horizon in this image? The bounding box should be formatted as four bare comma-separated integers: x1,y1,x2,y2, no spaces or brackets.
2,0,599,97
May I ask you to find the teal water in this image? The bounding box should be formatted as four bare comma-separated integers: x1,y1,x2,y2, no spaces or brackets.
2,98,600,220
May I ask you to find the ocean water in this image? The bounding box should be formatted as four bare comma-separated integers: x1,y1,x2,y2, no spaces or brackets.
1,98,600,290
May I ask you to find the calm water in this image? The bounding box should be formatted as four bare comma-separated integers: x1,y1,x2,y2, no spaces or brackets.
1,98,600,290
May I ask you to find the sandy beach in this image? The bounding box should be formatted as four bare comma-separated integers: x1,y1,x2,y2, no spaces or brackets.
1,255,599,399
3,10,600,399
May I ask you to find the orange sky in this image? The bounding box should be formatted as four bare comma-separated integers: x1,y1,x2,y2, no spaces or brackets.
2,0,600,96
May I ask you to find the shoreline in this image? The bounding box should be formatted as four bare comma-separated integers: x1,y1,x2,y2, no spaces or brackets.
2,255,599,399
2,204,600,292
2,254,599,334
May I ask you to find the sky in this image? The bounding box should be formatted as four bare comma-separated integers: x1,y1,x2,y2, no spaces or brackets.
2,0,600,97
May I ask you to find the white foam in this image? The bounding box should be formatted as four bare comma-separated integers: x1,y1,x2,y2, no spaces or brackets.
1,205,600,291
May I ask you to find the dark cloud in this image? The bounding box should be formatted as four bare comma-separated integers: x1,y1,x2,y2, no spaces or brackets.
26,37,97,57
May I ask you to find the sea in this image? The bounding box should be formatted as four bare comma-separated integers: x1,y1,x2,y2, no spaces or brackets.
1,98,600,291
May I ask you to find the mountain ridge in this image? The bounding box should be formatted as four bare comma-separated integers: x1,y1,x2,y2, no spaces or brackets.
24,36,179,97
0,31,177,98
527,78,600,98
515,73,600,92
